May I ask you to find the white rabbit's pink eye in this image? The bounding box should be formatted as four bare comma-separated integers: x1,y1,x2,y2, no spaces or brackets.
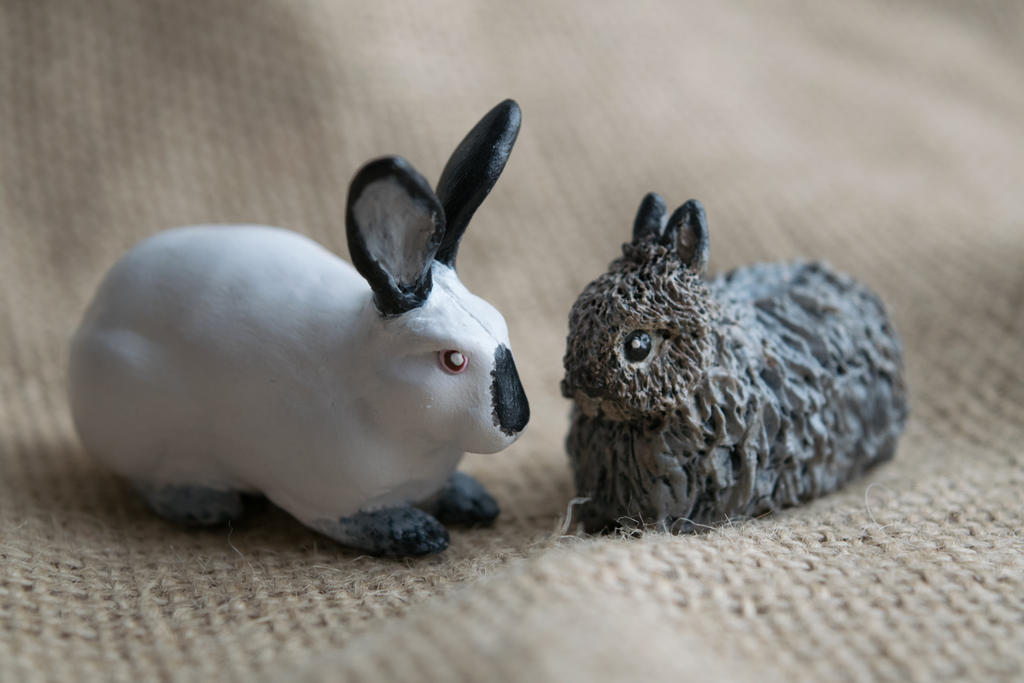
440,350,469,374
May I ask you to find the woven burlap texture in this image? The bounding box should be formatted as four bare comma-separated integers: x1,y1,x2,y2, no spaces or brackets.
1,1,1022,681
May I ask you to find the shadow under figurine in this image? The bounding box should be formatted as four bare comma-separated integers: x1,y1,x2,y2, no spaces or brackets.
69,100,529,557
562,194,907,533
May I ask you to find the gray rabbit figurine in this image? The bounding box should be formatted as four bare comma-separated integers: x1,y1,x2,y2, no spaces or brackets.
561,194,907,532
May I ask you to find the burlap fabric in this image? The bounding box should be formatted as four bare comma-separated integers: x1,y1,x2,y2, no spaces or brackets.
1,1,1022,681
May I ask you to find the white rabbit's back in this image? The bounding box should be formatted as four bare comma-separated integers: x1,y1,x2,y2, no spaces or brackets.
69,225,369,491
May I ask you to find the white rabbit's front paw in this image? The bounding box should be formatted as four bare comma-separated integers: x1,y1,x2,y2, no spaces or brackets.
312,506,450,557
429,471,500,527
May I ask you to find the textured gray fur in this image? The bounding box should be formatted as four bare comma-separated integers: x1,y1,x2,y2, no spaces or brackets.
561,197,907,533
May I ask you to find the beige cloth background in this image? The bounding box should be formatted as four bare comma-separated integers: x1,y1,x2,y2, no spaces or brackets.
1,1,1022,680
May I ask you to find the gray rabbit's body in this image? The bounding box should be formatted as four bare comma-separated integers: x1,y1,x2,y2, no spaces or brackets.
562,196,907,532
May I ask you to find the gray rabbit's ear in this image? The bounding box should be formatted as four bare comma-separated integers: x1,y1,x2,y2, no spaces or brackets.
665,199,709,273
434,99,521,268
346,156,446,317
632,192,667,242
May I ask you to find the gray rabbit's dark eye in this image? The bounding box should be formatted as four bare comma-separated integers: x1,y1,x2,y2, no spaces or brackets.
623,330,652,363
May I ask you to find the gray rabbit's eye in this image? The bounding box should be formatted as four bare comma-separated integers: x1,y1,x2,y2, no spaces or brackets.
623,330,652,363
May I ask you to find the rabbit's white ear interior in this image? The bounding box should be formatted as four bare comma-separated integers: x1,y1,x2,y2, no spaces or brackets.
346,156,445,316
353,179,439,286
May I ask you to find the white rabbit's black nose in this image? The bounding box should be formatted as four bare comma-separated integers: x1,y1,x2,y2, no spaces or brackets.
491,345,529,436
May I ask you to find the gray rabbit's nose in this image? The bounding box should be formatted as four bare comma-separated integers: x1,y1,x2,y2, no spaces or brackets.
491,345,529,436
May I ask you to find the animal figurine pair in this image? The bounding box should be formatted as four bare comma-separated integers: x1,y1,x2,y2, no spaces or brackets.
70,99,907,556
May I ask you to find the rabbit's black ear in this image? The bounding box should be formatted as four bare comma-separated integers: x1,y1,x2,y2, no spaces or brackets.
665,199,709,273
347,156,446,317
633,192,667,242
434,99,521,268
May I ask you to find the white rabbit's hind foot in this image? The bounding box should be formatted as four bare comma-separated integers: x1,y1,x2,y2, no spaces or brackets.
135,483,245,527
311,506,450,557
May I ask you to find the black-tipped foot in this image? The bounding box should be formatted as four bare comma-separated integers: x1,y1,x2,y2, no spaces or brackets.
136,483,245,527
432,471,500,527
315,506,450,557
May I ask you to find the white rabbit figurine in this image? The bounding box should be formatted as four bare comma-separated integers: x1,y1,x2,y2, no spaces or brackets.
69,100,529,556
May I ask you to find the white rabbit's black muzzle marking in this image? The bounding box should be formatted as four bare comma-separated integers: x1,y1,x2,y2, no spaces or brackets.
491,345,529,436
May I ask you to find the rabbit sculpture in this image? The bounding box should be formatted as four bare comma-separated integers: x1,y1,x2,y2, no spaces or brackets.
69,100,529,556
562,194,907,533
